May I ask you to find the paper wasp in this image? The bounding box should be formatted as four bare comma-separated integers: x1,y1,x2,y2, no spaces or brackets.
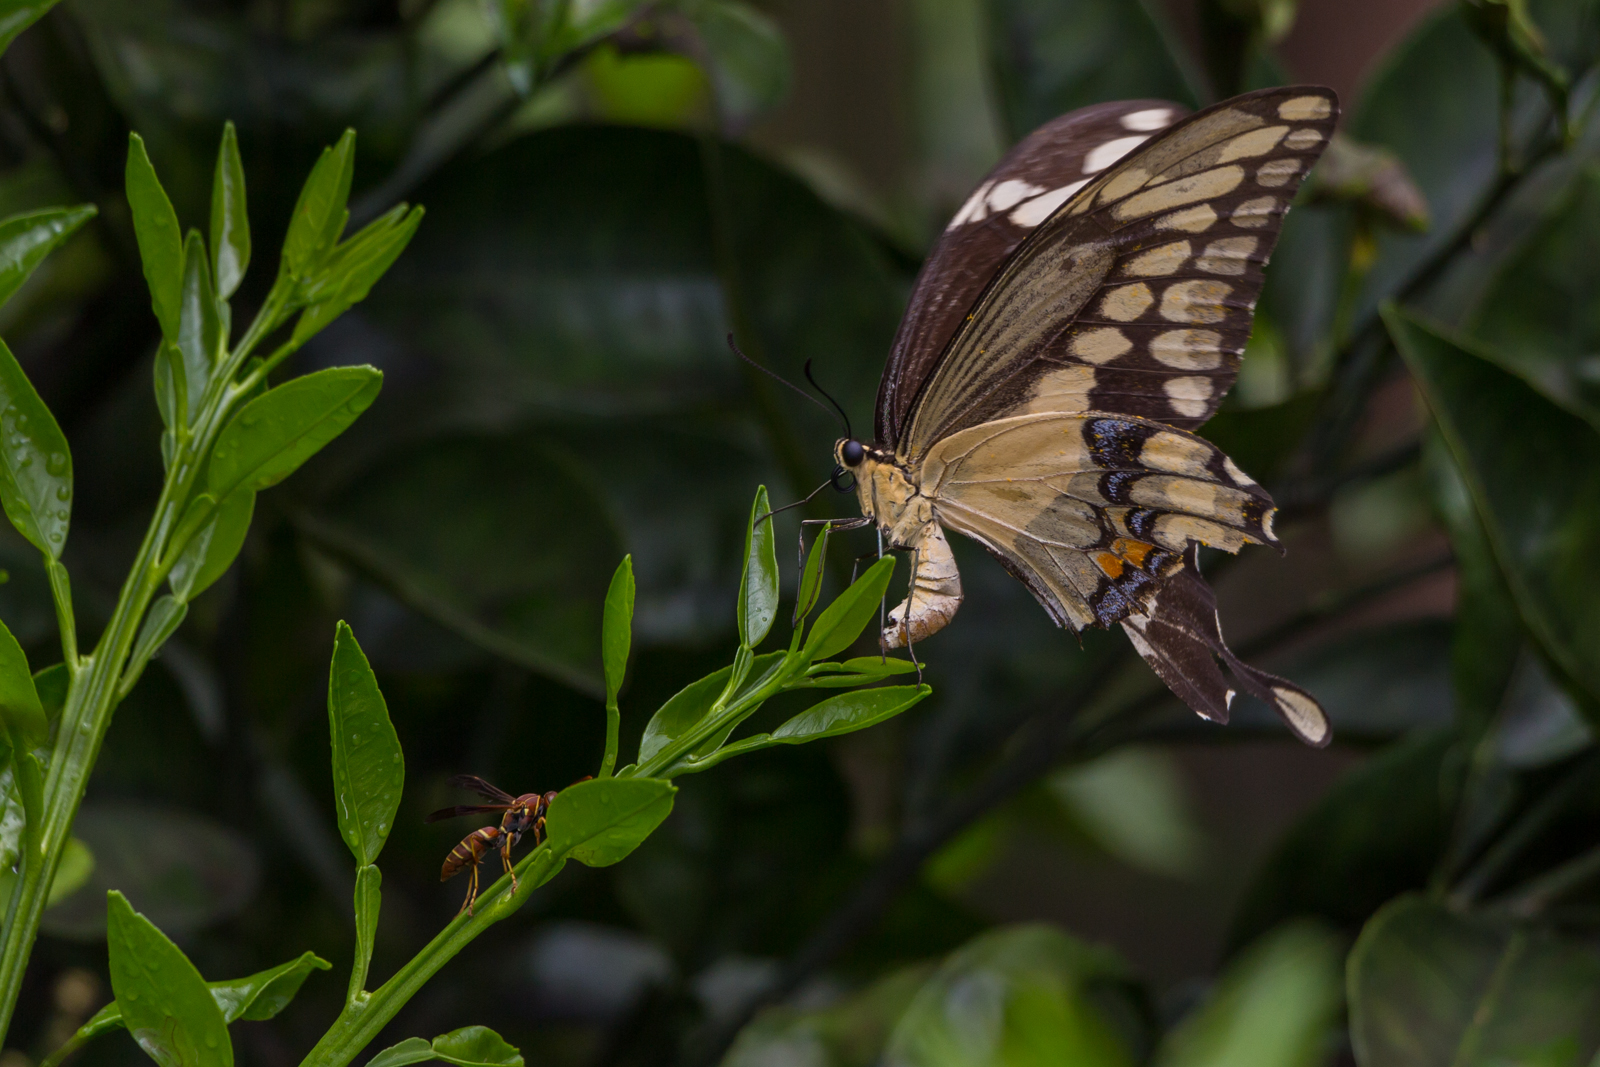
426,774,558,916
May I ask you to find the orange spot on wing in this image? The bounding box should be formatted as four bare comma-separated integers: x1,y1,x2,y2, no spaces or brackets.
1113,538,1157,569
1094,552,1125,579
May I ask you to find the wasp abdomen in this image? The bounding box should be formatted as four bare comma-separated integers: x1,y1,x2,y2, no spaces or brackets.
442,826,502,882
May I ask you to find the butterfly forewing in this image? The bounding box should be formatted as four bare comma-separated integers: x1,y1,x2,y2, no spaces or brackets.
899,87,1338,460
877,100,1190,446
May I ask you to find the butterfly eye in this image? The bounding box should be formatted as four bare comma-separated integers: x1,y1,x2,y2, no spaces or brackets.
841,440,865,466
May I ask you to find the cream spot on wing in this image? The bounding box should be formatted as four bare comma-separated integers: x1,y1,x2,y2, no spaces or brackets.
947,180,994,230
1232,196,1278,228
1223,456,1256,486
1262,508,1276,541
1272,686,1329,743
1160,280,1232,324
1163,376,1214,418
1284,127,1324,150
1097,167,1152,206
1122,107,1175,132
1218,126,1289,163
1257,159,1301,187
1084,135,1149,174
1124,240,1191,277
1278,95,1332,121
1071,327,1133,364
1226,689,1237,709
1150,329,1224,370
1009,181,1086,227
1196,236,1258,276
1114,165,1245,221
1140,431,1214,476
988,178,1045,212
1151,513,1242,552
1157,204,1219,233
1099,283,1154,321
1023,365,1096,414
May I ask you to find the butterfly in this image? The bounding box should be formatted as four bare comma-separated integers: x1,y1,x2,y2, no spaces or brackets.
833,86,1337,747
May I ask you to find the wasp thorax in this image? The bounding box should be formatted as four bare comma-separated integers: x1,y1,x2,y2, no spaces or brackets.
837,439,866,467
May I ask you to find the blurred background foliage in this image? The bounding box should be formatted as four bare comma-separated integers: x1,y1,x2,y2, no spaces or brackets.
2,0,1600,1064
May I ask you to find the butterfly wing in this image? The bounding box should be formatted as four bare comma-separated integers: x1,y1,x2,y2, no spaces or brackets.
899,86,1338,461
876,99,1189,447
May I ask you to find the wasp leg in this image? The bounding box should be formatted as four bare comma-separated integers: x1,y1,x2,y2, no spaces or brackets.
501,835,518,896
459,861,480,917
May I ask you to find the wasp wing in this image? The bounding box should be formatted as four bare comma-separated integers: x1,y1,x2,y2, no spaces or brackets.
446,774,516,803
878,99,1189,447
900,86,1337,461
425,803,511,823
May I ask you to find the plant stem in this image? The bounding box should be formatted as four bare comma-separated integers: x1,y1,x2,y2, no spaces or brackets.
600,698,619,778
0,291,291,1042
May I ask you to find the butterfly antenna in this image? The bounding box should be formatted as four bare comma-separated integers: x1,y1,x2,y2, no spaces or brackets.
754,476,834,524
727,334,842,427
803,360,853,439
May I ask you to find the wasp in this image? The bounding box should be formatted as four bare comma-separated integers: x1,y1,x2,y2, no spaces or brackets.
426,775,558,916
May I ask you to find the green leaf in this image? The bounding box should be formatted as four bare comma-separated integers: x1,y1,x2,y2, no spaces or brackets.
0,205,96,311
0,0,62,55
292,204,423,346
602,555,634,707
736,485,778,648
1348,895,1600,1066
1155,922,1342,1067
771,685,930,744
125,133,184,346
1388,306,1600,712
176,230,219,425
0,615,43,744
106,890,233,1067
122,594,187,694
207,366,381,503
0,335,72,558
327,622,403,866
430,1027,524,1067
209,121,249,301
794,655,919,688
637,651,786,764
32,661,66,734
885,924,1140,1067
76,951,331,1045
545,777,675,868
168,490,254,602
803,556,895,663
793,520,829,625
350,864,380,1001
284,130,355,279
48,835,93,905
366,1039,434,1067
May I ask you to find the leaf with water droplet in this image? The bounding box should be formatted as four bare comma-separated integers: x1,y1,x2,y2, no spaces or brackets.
0,204,97,312
106,891,233,1067
0,336,71,558
327,622,404,866
169,490,254,603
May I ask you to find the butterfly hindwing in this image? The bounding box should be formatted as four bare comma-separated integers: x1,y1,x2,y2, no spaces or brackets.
900,87,1338,459
919,411,1277,630
877,99,1189,447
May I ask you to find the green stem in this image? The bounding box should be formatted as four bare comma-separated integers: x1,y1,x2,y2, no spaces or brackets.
600,699,619,778
299,847,565,1067
0,289,293,1042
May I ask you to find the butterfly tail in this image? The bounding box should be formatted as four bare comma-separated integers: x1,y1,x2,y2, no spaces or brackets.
1122,550,1331,747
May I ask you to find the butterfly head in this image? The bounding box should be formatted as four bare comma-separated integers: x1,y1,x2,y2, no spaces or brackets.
836,438,866,468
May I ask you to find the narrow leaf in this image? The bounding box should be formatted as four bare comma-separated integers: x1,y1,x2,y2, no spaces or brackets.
637,651,786,764
169,490,255,602
349,864,381,1002
76,951,331,1044
125,133,183,344
771,685,929,744
795,656,919,687
0,616,44,745
736,486,778,647
430,1027,523,1067
327,622,403,866
793,520,829,625
106,891,233,1067
803,556,895,663
177,231,218,426
602,555,634,708
207,366,382,503
545,777,675,868
366,1039,434,1067
0,1,62,55
0,205,96,310
0,335,72,557
48,836,93,905
121,595,187,696
284,130,355,278
292,205,423,347
33,661,67,735
210,122,249,300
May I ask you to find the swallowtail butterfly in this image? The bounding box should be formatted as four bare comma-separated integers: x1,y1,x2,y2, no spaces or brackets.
836,86,1337,746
